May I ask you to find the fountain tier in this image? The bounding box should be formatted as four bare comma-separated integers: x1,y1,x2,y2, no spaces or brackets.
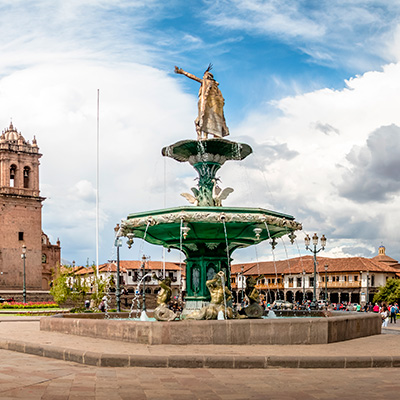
120,206,301,307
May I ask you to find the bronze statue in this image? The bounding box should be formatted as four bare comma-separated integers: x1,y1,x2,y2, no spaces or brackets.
152,274,178,321
175,64,229,140
238,276,264,318
186,271,233,320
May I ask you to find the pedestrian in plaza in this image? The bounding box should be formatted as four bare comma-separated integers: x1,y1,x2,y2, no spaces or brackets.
373,303,380,313
390,303,398,324
381,305,389,328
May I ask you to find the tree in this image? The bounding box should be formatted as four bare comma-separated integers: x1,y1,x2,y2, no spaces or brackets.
90,265,108,307
69,275,90,310
373,278,400,304
49,264,71,305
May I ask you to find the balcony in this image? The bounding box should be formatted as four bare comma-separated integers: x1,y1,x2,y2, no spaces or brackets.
325,281,361,288
256,283,284,290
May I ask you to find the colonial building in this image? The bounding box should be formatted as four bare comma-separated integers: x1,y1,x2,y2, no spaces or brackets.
231,246,400,305
73,259,185,298
0,122,60,291
41,232,61,289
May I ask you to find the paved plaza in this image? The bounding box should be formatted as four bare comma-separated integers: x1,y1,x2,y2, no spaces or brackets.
0,316,400,399
1,350,400,399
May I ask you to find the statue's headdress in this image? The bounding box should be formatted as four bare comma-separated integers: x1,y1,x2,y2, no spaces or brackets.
204,63,214,79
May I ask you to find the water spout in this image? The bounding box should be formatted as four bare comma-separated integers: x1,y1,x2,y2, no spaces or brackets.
129,272,153,319
140,311,150,321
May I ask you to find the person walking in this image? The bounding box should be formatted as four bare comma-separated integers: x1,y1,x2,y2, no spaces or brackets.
381,305,389,328
390,303,399,324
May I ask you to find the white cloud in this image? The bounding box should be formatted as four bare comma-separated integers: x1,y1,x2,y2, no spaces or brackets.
204,0,400,67
0,59,196,264
226,62,400,260
1,1,400,266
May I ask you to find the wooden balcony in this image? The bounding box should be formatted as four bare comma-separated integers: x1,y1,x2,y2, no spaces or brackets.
325,281,361,288
256,284,284,290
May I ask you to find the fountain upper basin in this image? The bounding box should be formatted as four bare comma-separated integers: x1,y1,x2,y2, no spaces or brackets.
120,206,302,253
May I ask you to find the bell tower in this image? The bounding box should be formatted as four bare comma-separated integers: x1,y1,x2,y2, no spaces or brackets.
0,122,44,290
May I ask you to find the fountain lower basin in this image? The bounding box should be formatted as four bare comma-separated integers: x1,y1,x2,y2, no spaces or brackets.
40,312,381,345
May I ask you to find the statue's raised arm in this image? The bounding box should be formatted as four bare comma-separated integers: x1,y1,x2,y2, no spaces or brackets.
174,66,202,83
174,64,229,140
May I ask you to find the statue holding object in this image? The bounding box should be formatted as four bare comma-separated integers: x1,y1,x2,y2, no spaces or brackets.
186,271,233,320
174,64,230,140
238,276,264,319
152,273,179,321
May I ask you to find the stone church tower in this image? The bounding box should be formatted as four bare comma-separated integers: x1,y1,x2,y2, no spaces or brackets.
0,122,59,290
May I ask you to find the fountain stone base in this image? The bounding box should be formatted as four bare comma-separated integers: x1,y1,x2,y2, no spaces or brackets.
40,312,381,345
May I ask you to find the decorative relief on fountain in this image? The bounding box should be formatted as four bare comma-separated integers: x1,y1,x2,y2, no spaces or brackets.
192,268,201,293
122,211,302,231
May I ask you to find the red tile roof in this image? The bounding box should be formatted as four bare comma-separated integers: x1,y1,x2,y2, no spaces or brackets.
232,255,400,276
72,261,184,275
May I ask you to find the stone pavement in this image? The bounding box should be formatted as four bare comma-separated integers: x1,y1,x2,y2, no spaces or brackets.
1,350,400,399
0,316,400,370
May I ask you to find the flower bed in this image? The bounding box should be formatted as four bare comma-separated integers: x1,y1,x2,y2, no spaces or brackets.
0,301,58,309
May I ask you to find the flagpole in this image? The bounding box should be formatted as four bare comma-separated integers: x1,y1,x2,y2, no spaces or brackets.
96,89,100,280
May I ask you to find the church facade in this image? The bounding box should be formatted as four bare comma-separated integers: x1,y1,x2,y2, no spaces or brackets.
0,123,60,291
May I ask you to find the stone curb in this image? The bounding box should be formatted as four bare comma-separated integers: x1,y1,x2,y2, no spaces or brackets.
0,339,399,369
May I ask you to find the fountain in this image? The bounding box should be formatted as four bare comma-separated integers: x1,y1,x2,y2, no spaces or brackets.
41,65,381,344
119,65,302,317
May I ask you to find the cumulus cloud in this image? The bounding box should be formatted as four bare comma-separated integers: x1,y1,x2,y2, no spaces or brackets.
71,180,96,202
1,1,400,265
338,125,400,203
224,62,400,261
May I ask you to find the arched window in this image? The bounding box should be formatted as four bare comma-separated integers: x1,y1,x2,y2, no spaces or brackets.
23,167,30,188
10,165,16,187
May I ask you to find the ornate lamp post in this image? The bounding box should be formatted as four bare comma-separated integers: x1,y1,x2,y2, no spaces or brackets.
324,264,328,303
114,225,122,313
305,233,326,309
240,265,244,306
21,245,26,303
141,255,147,312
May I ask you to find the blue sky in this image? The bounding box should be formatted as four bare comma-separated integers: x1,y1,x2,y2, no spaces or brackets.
1,0,400,265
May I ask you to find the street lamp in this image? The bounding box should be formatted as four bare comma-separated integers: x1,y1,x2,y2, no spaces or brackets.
324,264,328,303
114,225,122,313
141,255,147,312
305,233,326,309
21,245,26,303
240,265,244,306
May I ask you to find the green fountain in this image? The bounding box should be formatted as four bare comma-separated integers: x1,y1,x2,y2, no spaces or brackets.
120,65,302,316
